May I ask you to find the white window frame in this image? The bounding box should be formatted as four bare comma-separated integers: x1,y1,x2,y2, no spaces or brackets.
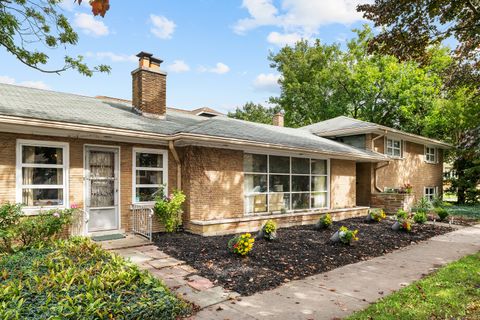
243,152,330,215
424,146,437,164
424,186,437,201
385,137,403,158
16,139,69,213
132,148,168,204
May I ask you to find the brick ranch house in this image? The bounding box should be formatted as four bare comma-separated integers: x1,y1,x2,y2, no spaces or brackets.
0,52,450,237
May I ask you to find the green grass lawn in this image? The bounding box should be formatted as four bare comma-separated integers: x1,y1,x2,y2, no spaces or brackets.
0,237,189,319
347,253,480,320
446,204,480,220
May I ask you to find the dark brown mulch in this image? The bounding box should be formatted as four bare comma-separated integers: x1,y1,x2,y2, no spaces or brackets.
152,217,453,296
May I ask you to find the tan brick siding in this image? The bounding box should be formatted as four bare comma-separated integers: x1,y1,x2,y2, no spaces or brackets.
372,136,443,201
0,132,176,232
180,146,244,221
330,159,356,208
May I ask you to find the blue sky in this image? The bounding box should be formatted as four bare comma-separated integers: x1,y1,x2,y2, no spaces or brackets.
0,0,371,113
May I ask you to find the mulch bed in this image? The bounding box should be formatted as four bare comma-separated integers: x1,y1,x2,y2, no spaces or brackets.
152,217,453,296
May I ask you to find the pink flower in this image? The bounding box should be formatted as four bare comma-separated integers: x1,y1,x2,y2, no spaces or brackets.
53,212,60,218
70,203,79,209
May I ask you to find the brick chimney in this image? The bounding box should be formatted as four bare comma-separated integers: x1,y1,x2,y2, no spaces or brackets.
132,52,167,119
273,112,284,127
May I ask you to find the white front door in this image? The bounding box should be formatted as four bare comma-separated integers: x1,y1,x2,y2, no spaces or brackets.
85,146,119,233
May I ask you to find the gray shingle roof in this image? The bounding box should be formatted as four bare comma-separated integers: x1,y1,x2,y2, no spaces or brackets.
302,116,451,148
0,83,387,160
302,116,378,134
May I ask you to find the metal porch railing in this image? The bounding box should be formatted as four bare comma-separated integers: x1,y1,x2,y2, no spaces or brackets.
130,204,154,241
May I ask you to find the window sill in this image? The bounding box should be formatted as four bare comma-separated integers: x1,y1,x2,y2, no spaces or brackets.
22,206,67,216
386,155,404,160
191,206,370,226
425,161,437,164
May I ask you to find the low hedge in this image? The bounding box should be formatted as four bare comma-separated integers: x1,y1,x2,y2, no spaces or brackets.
0,237,189,319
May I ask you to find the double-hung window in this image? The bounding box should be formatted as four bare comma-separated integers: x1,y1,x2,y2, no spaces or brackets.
244,153,329,215
424,187,436,201
425,146,436,163
16,140,69,209
133,148,168,203
386,138,402,157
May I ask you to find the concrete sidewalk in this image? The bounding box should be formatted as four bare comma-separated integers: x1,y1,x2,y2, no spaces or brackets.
194,224,480,320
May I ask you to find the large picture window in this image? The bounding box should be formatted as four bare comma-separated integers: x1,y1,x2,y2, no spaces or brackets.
244,153,329,215
16,140,69,208
132,148,168,203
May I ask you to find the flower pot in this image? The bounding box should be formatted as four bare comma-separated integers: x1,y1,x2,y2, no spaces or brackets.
330,231,340,242
391,221,400,231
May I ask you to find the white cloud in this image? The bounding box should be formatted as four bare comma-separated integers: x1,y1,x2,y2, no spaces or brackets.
74,13,109,37
0,76,50,90
234,0,279,34
166,60,190,73
234,0,368,42
198,62,230,74
86,51,136,62
253,73,281,92
267,31,306,46
149,15,176,39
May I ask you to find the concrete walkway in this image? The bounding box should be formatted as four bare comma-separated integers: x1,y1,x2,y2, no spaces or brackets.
194,224,480,320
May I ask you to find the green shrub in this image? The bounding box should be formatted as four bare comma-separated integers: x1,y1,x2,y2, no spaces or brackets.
413,197,433,213
400,218,413,232
338,226,359,245
396,209,409,220
368,209,386,222
0,203,22,253
413,211,428,224
154,189,186,232
16,208,74,247
0,237,189,319
315,213,332,229
261,220,277,240
435,207,449,221
431,196,444,208
228,233,254,256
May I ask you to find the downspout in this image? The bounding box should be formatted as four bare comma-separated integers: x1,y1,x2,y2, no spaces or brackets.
371,131,389,192
168,140,181,190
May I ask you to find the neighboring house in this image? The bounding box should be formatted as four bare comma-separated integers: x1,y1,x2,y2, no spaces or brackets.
0,52,449,236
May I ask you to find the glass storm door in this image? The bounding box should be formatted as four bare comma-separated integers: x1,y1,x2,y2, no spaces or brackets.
85,147,119,232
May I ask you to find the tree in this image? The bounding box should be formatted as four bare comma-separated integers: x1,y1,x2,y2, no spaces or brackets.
228,102,282,125
269,26,446,133
451,127,480,204
0,0,110,76
357,0,480,89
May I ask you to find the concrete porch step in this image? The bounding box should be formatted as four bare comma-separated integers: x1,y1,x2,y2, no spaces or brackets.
97,233,152,250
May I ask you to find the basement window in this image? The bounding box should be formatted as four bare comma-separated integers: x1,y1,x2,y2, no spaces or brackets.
244,153,330,215
16,140,69,209
424,187,437,201
133,148,168,203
